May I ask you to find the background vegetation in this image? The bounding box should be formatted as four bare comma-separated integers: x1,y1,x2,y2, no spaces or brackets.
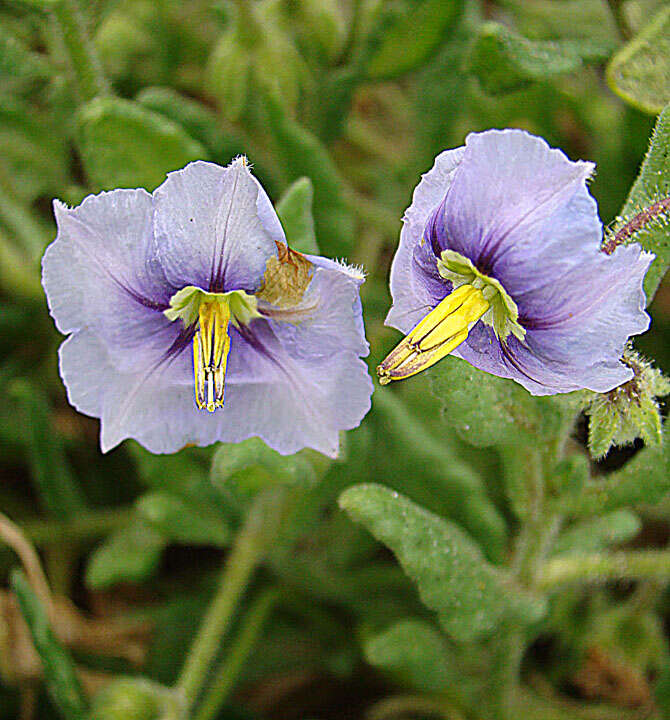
0,1,669,719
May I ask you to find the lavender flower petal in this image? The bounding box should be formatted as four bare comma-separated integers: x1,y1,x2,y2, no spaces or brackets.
441,130,593,273
153,159,277,293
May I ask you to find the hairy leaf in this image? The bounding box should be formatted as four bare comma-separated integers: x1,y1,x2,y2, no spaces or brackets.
76,97,206,191
136,491,231,546
428,355,569,448
469,22,611,95
363,618,459,694
86,519,166,589
612,103,670,301
366,0,463,80
552,510,641,556
340,484,546,641
553,441,670,517
606,5,670,115
276,177,319,254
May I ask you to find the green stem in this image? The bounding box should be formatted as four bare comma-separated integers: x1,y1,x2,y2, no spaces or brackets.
51,0,109,101
538,550,670,590
175,490,282,710
194,588,278,720
512,449,561,586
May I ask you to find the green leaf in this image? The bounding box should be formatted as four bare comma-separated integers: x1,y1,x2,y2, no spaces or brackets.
86,518,166,589
552,510,641,556
136,86,244,164
211,438,318,513
363,618,459,694
549,455,590,497
366,0,463,80
0,94,68,202
136,491,231,546
275,177,319,254
76,96,206,191
428,355,567,448
339,484,546,641
0,24,51,90
615,103,670,301
606,5,670,115
372,388,508,561
11,569,88,720
552,442,670,517
263,95,354,256
11,380,87,519
469,21,611,94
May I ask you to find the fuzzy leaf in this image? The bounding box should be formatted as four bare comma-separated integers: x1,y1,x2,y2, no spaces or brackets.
0,25,51,90
339,484,546,641
428,355,567,448
211,438,319,515
86,519,166,589
469,21,611,94
276,177,319,254
263,95,354,256
363,618,458,693
136,491,231,547
606,5,670,115
553,442,670,517
552,510,641,556
0,94,68,202
76,96,206,191
11,569,88,720
366,0,463,80
615,103,670,300
136,86,244,163
372,388,508,561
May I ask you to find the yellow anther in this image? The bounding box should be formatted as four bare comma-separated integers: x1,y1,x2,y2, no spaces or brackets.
377,284,490,384
193,300,232,412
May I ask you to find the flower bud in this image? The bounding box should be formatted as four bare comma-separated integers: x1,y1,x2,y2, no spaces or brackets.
89,678,183,720
585,348,669,459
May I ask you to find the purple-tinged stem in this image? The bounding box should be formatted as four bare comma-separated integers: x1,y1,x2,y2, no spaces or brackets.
602,196,670,255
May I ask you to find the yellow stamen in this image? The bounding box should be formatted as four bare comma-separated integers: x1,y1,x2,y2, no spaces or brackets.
377,284,490,384
193,301,232,412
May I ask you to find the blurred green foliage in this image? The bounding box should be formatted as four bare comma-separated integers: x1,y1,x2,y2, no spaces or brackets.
0,1,669,719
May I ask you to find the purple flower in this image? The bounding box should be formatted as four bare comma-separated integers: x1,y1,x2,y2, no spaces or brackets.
379,129,653,395
43,158,372,456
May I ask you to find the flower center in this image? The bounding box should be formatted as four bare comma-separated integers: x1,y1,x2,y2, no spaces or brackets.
377,249,525,385
165,286,261,412
378,285,490,384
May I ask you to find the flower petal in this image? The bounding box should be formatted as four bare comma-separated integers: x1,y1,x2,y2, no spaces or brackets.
440,129,594,274
153,158,277,293
386,147,464,332
43,189,171,336
63,260,372,456
453,245,652,395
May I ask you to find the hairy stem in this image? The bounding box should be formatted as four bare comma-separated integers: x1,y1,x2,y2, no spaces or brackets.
602,196,670,254
538,549,670,590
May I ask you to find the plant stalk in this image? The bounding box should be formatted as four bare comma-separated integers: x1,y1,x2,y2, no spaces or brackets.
176,489,283,710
